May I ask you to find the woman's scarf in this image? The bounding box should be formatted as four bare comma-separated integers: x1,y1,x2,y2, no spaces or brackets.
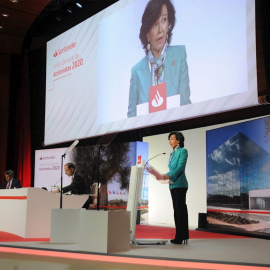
147,42,168,86
168,145,179,164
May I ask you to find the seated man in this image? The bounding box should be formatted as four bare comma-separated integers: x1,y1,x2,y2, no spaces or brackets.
52,162,96,209
2,170,21,189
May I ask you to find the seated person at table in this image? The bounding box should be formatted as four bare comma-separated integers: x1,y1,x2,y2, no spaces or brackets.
52,163,96,209
2,170,21,189
52,163,88,195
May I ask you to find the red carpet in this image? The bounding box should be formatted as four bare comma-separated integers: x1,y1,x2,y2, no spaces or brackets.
0,231,49,242
135,225,246,239
0,225,245,242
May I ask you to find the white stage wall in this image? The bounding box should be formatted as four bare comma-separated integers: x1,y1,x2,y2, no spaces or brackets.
143,114,270,229
34,115,269,230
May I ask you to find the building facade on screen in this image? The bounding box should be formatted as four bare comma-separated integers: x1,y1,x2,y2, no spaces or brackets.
207,132,270,210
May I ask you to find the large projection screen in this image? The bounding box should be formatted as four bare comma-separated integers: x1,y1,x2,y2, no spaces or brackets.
45,0,257,145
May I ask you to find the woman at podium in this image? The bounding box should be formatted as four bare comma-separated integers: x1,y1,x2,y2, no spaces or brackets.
163,131,189,244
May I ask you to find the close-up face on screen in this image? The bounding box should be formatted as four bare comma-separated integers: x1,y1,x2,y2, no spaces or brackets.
45,0,257,146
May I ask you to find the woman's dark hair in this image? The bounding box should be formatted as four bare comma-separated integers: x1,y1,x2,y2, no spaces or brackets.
139,0,176,54
168,131,185,148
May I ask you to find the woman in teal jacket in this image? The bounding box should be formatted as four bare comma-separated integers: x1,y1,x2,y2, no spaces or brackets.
127,0,191,118
163,131,189,244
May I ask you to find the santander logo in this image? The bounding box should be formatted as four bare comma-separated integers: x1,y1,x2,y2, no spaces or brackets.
149,82,166,113
151,90,164,107
40,156,56,160
53,42,76,58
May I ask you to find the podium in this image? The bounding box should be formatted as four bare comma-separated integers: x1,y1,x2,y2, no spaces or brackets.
50,209,130,253
0,188,89,238
127,164,167,245
127,165,144,243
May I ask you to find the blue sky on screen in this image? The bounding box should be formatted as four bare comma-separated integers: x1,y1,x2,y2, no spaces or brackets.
206,116,270,155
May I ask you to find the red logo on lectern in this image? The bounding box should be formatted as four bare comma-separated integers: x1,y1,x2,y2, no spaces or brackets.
137,155,142,164
149,82,167,113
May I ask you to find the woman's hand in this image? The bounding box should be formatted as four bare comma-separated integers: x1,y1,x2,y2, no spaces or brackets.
163,174,170,180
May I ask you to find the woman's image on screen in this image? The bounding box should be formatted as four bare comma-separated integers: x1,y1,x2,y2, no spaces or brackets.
127,0,191,118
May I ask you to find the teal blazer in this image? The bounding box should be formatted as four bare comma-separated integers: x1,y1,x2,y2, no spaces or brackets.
127,45,191,118
167,147,188,189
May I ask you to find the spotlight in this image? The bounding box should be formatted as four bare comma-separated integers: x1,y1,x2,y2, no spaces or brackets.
76,2,82,8
67,8,73,13
55,14,63,22
2,13,9,17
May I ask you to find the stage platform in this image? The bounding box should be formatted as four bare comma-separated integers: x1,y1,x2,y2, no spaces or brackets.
0,225,269,270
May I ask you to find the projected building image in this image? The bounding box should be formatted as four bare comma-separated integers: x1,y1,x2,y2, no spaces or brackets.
207,132,270,210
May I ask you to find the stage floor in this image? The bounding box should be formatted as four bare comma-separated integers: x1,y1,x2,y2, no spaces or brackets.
0,231,270,270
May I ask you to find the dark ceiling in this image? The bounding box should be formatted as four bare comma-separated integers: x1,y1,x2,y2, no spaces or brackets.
0,0,117,55
0,0,51,55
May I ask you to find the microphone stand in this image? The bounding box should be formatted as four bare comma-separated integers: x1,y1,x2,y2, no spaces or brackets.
144,152,166,169
59,140,79,209
53,178,61,187
96,144,102,211
60,152,65,209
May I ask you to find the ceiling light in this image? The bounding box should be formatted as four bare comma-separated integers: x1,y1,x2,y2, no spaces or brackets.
0,26,4,29
2,13,9,17
67,8,73,13
10,0,18,3
76,2,82,8
55,15,63,22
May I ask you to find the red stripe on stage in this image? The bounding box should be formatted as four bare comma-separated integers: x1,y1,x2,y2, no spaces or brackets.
207,209,270,215
99,205,127,209
0,246,264,270
0,196,27,200
99,205,148,209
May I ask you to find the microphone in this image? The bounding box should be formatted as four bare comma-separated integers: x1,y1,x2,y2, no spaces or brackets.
63,139,79,157
144,152,166,167
53,178,61,187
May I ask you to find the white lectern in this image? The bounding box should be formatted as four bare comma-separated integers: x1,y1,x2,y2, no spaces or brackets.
0,188,89,238
127,164,167,245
